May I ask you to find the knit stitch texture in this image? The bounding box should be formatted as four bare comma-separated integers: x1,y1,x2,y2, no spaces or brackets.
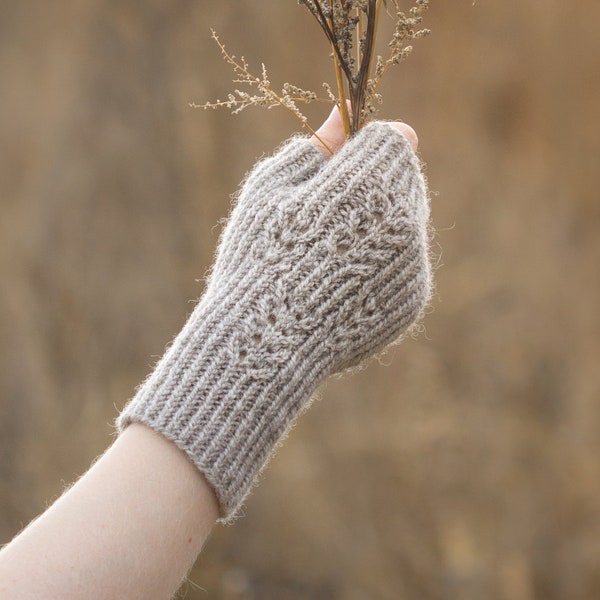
117,122,432,520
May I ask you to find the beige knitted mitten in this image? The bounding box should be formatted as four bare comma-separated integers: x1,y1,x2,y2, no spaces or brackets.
118,122,432,520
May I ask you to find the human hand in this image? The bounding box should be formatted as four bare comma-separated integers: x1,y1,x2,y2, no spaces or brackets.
118,110,432,520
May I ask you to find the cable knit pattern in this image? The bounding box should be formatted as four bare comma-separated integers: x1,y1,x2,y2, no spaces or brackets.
117,122,432,520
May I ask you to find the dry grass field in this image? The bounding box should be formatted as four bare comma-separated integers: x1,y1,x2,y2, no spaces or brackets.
1,1,599,598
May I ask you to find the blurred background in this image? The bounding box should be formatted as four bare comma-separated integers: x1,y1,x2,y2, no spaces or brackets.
1,0,599,598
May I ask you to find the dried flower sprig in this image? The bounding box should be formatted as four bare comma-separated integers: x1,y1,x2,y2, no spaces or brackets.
300,0,430,134
191,30,334,153
192,1,430,148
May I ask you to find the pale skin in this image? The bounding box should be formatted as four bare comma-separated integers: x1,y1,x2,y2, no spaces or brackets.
0,110,418,600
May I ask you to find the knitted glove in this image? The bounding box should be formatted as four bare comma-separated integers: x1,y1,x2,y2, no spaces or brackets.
117,122,432,520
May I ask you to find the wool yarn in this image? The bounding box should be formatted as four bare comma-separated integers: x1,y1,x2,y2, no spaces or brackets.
117,122,432,520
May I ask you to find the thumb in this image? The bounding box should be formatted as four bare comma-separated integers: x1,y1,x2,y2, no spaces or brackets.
310,105,419,156
309,104,347,156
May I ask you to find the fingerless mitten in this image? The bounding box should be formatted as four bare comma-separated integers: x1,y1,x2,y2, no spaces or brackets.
117,122,432,520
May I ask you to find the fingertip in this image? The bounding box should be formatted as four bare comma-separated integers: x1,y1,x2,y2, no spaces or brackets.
387,122,419,151
310,104,348,157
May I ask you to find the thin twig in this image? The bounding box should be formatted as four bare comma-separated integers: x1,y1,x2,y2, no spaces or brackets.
195,30,334,154
329,14,351,139
353,0,377,131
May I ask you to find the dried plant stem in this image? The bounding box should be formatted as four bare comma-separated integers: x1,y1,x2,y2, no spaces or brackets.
194,30,333,154
309,2,355,85
192,97,331,110
334,57,351,138
352,0,377,132
298,0,430,134
330,17,351,138
356,7,363,67
196,2,430,142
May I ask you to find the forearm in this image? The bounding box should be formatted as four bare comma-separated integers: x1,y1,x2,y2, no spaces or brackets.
0,424,218,600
